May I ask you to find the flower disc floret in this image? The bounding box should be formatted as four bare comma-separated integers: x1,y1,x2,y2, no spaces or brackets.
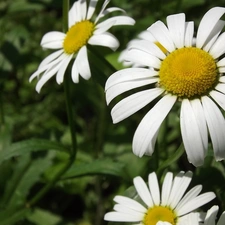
144,206,176,225
159,47,218,98
63,20,95,54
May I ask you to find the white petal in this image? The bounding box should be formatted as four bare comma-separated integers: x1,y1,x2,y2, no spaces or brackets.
71,58,79,83
132,95,177,157
69,2,77,27
209,32,225,59
76,46,91,80
94,20,116,35
184,21,194,47
219,76,225,83
86,0,98,20
138,30,156,42
88,32,119,51
100,7,125,17
124,49,161,69
217,57,225,67
203,20,225,52
133,176,154,207
74,1,82,22
218,212,225,225
38,49,64,70
148,20,175,53
128,40,166,60
148,172,160,205
113,196,147,213
196,7,225,48
215,83,225,95
167,171,192,209
204,205,218,225
106,78,158,105
113,204,144,219
175,185,202,212
176,192,216,216
111,88,164,123
104,212,142,222
161,172,173,206
167,13,185,48
202,96,225,161
95,0,110,23
180,99,207,166
56,54,73,84
105,68,158,91
190,99,208,150
41,31,65,49
80,0,87,20
219,67,225,73
210,90,225,111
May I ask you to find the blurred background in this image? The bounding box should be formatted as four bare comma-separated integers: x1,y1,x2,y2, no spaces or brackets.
1,0,225,224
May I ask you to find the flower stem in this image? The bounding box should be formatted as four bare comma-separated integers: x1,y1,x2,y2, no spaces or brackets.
27,0,77,207
0,84,5,125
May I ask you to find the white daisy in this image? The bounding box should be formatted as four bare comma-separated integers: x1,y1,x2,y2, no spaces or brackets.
105,7,225,166
200,205,225,225
104,171,215,225
29,0,135,92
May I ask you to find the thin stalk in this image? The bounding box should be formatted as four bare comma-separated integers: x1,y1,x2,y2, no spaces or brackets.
0,85,5,125
27,0,76,207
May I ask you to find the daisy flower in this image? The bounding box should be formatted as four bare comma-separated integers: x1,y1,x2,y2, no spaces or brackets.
105,7,225,166
104,171,215,225
29,0,135,92
200,205,225,225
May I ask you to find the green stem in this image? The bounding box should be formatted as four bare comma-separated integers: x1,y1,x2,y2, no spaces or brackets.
88,45,117,74
27,0,77,207
0,85,5,125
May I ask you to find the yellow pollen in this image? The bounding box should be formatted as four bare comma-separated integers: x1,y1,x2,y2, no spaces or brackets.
63,20,95,54
144,206,176,225
159,47,218,98
155,42,168,54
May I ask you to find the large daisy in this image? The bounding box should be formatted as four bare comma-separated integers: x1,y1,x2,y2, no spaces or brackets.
104,171,215,225
200,205,225,225
105,7,225,166
29,0,135,92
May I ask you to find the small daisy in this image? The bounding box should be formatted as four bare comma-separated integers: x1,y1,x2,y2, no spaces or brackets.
104,171,215,225
29,0,135,92
105,7,225,166
200,205,225,225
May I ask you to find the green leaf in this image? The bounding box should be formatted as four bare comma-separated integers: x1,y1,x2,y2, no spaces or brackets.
0,207,30,225
62,159,126,179
0,139,70,165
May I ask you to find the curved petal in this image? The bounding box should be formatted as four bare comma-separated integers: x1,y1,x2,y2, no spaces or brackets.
133,176,154,207
104,212,142,222
175,185,202,212
95,0,110,23
111,88,163,123
41,31,65,49
202,96,225,161
86,0,98,20
132,94,177,157
217,57,225,67
138,30,156,42
196,7,225,48
209,32,225,59
128,40,166,60
71,58,79,83
203,20,225,52
180,99,206,166
94,20,116,35
184,21,194,47
161,172,173,206
148,172,160,205
56,54,73,84
147,20,175,53
106,77,158,105
215,83,225,95
218,212,225,225
113,204,144,219
204,205,218,225
167,171,192,209
105,68,158,91
76,46,91,80
210,90,225,111
176,192,216,216
167,13,186,48
113,196,147,213
124,49,161,69
88,32,119,51
80,0,87,20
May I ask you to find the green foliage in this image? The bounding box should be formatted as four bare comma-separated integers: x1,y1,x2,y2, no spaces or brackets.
1,0,225,225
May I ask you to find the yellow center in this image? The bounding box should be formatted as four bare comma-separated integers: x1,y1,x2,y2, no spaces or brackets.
144,206,176,225
63,20,95,54
159,47,218,98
